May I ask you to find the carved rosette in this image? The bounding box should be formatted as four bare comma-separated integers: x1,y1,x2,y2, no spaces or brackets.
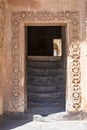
70,13,81,110
11,13,21,110
11,11,81,111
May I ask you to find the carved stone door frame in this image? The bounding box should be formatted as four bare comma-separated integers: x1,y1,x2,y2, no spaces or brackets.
11,11,81,112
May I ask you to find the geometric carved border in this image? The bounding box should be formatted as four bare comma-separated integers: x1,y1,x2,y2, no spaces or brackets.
11,11,81,111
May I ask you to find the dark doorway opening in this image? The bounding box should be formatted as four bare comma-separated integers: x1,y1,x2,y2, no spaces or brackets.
27,26,62,56
26,26,66,115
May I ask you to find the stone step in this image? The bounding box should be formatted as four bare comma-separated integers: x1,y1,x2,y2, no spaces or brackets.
28,80,65,87
28,100,65,108
27,106,65,115
27,75,65,83
28,81,65,87
27,68,65,76
27,61,63,69
27,97,65,103
28,91,65,99
27,85,65,92
27,60,65,111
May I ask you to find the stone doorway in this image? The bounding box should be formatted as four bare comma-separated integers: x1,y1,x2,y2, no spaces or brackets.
26,26,67,115
9,11,81,113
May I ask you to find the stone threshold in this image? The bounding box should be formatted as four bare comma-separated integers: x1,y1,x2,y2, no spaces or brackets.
3,111,87,122
27,56,61,61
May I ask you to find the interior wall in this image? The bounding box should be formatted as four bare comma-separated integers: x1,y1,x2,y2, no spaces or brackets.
27,26,61,56
2,0,87,112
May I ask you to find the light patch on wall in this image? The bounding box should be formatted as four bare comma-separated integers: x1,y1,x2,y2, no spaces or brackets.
7,0,40,9
53,39,62,57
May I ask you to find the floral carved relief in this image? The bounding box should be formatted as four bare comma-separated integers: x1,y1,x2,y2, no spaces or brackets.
11,11,81,111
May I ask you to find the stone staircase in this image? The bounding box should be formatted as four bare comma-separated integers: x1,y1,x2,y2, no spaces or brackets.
27,60,66,115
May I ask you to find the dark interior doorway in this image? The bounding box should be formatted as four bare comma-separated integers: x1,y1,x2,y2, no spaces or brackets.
26,26,66,115
27,26,62,56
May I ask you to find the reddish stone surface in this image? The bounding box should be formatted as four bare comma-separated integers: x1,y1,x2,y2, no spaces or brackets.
7,0,79,10
8,0,40,9
0,0,86,114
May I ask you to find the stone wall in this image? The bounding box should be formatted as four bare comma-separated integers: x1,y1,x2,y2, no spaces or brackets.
0,0,87,114
7,0,80,10
80,0,87,111
0,1,5,115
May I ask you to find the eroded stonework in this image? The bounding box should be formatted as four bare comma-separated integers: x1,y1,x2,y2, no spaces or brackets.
0,3,4,77
0,2,5,114
85,0,87,40
11,11,81,111
0,2,4,71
